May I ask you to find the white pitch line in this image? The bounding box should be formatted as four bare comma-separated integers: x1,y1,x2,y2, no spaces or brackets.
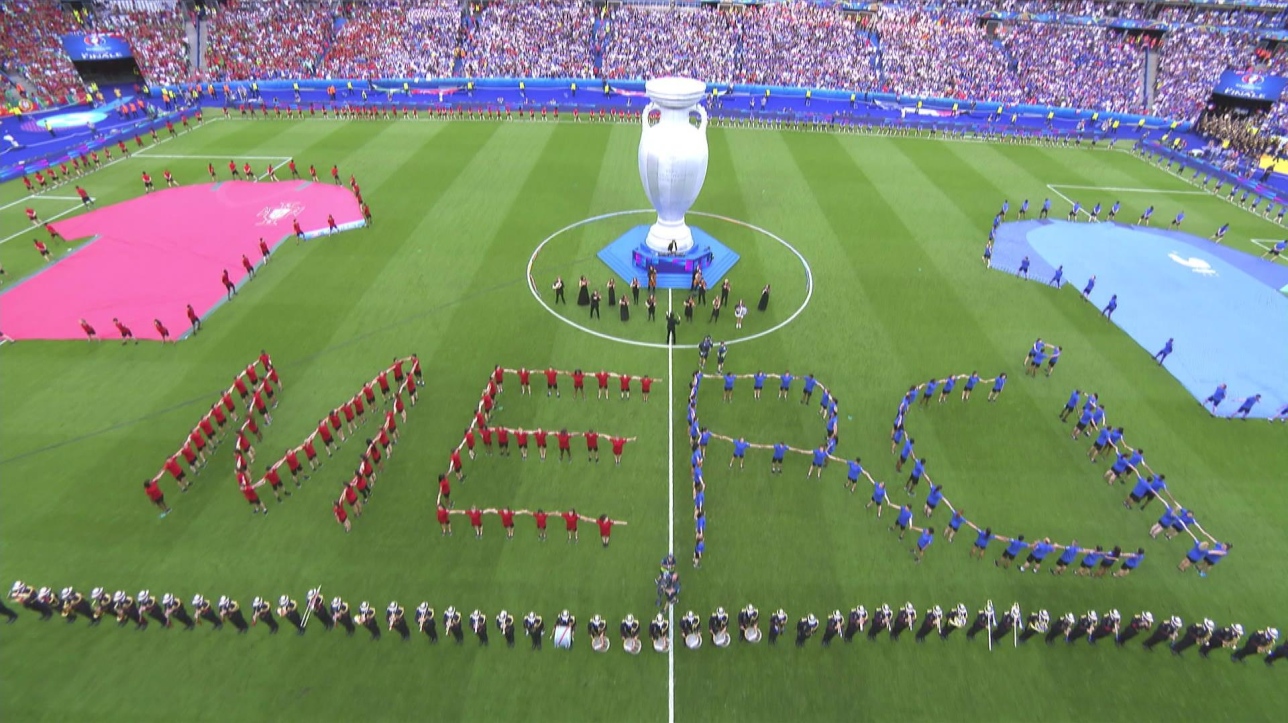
1049,184,1207,195
0,206,82,246
0,195,80,212
1044,184,1090,219
666,288,675,723
133,153,291,160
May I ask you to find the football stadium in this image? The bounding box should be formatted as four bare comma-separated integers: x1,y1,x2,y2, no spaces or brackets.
1,0,1286,720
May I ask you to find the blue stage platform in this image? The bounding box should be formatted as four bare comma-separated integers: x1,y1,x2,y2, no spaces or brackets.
596,225,740,289
990,220,1288,419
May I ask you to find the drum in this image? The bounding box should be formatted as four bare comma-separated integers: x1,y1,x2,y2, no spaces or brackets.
624,637,642,655
553,624,573,649
591,635,610,653
744,626,762,643
712,630,731,648
684,632,703,649
653,636,669,653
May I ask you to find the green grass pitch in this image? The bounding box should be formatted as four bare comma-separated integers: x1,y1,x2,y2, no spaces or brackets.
1,118,1285,722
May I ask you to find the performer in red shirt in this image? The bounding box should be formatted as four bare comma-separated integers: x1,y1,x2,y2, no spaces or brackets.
144,478,171,516
263,464,287,502
341,400,356,434
619,374,633,400
207,162,217,181
284,447,303,485
342,482,361,516
244,361,260,385
545,367,559,397
596,515,627,547
163,456,189,490
326,214,338,234
611,436,637,465
113,318,137,345
595,370,610,399
562,509,585,542
240,473,267,515
492,365,504,391
233,374,250,401
328,408,345,442
198,415,217,445
497,426,510,456
499,508,517,539
330,165,340,184
316,418,335,455
518,367,531,395
79,318,97,341
437,504,453,535
585,429,600,463
302,436,320,470
259,237,271,263
557,429,573,461
376,370,391,400
438,473,452,508
515,428,529,460
179,440,200,473
466,506,485,539
187,304,202,335
140,171,153,192
533,509,549,541
293,218,304,243
244,413,262,442
188,428,208,463
479,425,493,457
352,393,366,425
33,238,50,261
449,449,464,480
229,160,239,178
164,169,176,187
641,376,653,402
222,269,236,299
534,428,548,461
568,369,584,398
153,319,171,343
242,162,252,179
334,499,351,532
26,207,39,225
463,429,476,459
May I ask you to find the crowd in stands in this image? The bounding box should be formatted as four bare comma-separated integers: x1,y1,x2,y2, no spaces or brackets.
322,0,460,79
205,0,335,81
93,1,191,86
5,0,1288,147
602,7,740,84
1001,23,1146,113
461,0,595,79
0,0,82,105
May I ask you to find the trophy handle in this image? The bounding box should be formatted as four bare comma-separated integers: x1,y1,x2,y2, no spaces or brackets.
693,104,708,133
642,102,659,130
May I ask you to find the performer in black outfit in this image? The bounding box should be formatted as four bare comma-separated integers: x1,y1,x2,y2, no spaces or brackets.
619,296,630,322
631,277,640,304
553,277,566,304
387,602,411,641
251,597,279,634
280,597,306,635
665,311,679,345
758,284,771,311
647,295,656,321
606,278,616,307
589,291,601,319
417,603,438,643
308,590,334,630
576,276,590,306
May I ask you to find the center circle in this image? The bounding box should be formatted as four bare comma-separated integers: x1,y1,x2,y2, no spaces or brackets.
526,210,813,350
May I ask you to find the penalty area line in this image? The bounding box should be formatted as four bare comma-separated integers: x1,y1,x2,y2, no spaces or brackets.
1048,184,1208,195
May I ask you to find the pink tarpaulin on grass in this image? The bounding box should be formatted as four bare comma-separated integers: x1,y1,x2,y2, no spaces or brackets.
0,181,363,341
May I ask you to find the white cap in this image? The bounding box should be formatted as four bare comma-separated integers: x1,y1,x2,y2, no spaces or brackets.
931,605,942,616
191,594,204,606
832,610,841,619
162,593,175,606
626,614,636,623
446,606,456,617
387,601,399,613
114,591,126,603
1232,623,1244,636
307,588,318,599
330,597,342,609
279,595,290,607
359,601,372,614
252,596,264,608
716,607,725,617
472,609,481,618
9,580,24,594
1203,618,1214,629
60,587,73,599
92,587,105,599
807,614,817,624
218,595,229,607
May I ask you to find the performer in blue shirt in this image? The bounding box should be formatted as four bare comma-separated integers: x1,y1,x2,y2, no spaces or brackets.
801,374,817,405
904,457,927,496
945,508,966,542
867,481,887,517
1049,264,1063,287
1039,197,1051,219
996,535,1027,569
969,527,994,559
845,458,865,494
770,442,787,474
1153,338,1173,365
986,373,1007,402
890,504,914,540
962,372,980,401
807,445,827,479
923,483,944,517
1101,293,1118,320
752,371,767,399
777,371,793,400
729,437,751,469
1203,383,1227,413
911,527,935,563
1082,275,1096,299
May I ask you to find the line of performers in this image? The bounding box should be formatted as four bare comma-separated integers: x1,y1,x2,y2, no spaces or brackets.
890,351,1226,574
314,357,419,529
9,584,1281,665
447,365,654,478
144,353,279,514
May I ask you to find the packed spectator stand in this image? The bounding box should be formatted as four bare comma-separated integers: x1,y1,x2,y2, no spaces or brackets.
3,0,1288,149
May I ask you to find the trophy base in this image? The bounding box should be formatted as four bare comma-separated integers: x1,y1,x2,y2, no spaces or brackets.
645,222,695,255
597,224,740,290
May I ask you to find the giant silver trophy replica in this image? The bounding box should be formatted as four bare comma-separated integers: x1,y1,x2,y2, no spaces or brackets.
638,77,709,255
